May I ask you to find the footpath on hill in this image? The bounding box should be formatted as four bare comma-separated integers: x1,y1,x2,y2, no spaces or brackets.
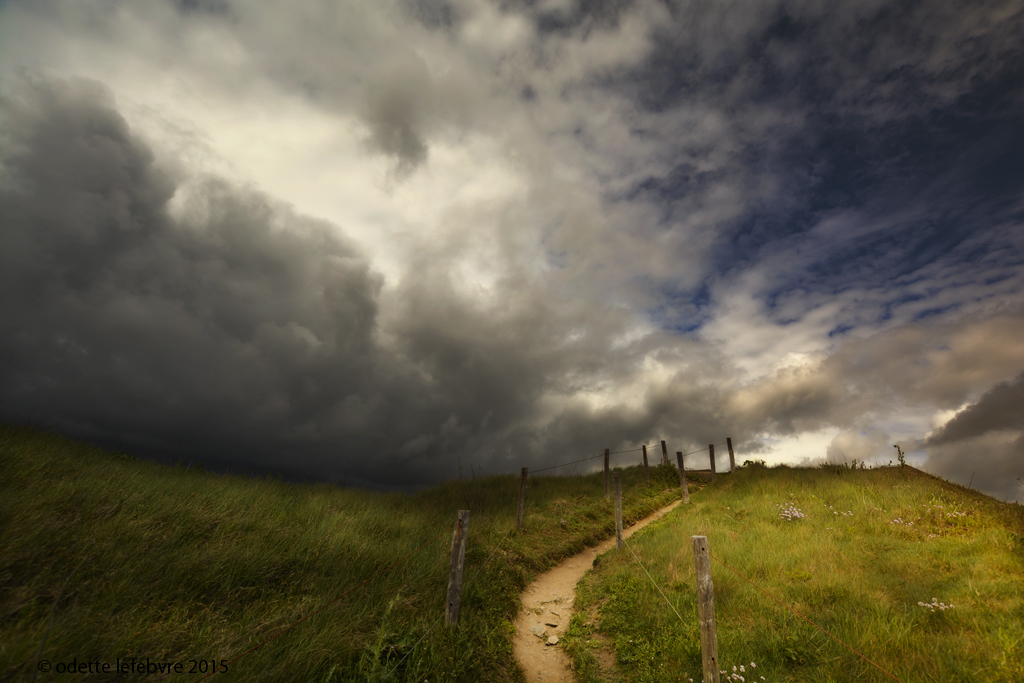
513,499,682,683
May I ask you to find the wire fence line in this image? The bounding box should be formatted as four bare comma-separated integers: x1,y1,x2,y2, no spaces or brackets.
515,436,905,682
528,440,722,475
613,512,906,683
529,452,605,473
191,435,729,681
375,438,715,679
527,446,649,474
681,442,723,457
622,537,685,623
526,446,647,475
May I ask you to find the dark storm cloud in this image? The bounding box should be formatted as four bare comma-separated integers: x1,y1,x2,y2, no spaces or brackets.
174,0,231,16
0,77,392,483
2,1,1023,501
525,0,637,35
925,371,1024,502
361,54,433,176
401,0,461,30
928,371,1024,446
0,75,741,487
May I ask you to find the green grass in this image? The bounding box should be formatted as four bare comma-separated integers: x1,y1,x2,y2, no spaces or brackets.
563,463,1024,683
0,424,682,682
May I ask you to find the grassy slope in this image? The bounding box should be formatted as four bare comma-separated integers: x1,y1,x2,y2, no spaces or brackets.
0,424,681,682
564,463,1024,683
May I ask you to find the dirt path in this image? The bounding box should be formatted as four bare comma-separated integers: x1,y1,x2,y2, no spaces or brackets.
513,499,682,683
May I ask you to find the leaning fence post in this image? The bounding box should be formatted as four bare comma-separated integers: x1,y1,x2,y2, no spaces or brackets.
446,510,471,627
516,468,528,531
604,448,610,499
727,437,735,472
661,440,669,465
614,471,623,549
642,445,650,483
691,535,720,683
709,444,717,481
676,451,690,503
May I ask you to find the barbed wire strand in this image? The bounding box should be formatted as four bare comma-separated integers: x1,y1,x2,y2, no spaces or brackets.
531,444,662,474
465,524,517,593
191,525,451,683
384,522,518,680
384,611,446,681
618,483,903,683
677,442,729,458
530,452,605,473
188,438,733,681
708,551,905,683
622,537,685,623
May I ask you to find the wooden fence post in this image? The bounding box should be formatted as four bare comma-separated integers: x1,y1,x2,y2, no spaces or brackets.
614,471,623,548
676,451,690,504
604,448,610,499
642,445,650,483
516,468,528,531
691,535,720,683
727,437,735,472
446,510,471,627
708,444,717,481
661,440,669,465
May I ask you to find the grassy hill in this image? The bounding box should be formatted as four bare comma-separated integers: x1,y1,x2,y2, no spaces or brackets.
0,424,682,682
4,425,1021,683
563,462,1024,683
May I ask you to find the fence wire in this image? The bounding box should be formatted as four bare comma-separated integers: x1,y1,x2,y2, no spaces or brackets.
615,508,906,683
529,452,606,473
622,537,685,623
530,442,685,474
194,437,736,682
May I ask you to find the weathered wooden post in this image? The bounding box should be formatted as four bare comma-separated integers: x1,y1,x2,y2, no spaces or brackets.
676,451,690,504
708,444,717,481
691,535,720,683
516,468,528,531
604,448,610,499
661,440,669,465
642,444,650,483
446,510,471,627
614,472,623,549
727,437,736,472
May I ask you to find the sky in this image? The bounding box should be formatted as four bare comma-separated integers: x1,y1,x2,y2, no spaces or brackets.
1,0,1022,500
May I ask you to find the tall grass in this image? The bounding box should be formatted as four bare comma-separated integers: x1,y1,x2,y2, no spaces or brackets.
0,424,682,682
564,463,1024,683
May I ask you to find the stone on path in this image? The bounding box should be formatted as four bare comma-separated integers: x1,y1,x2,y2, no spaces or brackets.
546,635,559,646
530,624,547,639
